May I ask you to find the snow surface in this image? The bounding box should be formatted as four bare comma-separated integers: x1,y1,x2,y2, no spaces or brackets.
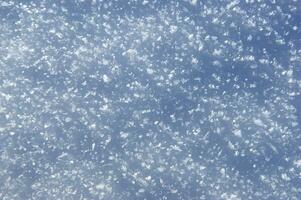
0,0,301,199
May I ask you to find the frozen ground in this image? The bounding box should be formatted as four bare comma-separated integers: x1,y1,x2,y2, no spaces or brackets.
0,0,301,199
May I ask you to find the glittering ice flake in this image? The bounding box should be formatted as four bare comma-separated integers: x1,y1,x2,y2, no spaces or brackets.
102,74,111,83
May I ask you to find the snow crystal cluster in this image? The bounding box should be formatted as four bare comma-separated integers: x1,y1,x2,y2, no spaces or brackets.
0,0,301,199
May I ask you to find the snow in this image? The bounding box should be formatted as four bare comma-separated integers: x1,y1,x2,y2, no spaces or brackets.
102,74,111,83
0,1,300,199
189,0,198,6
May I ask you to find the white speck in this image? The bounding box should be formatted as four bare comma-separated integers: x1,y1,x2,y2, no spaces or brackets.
233,129,242,137
65,117,72,123
170,188,178,193
120,132,129,139
190,0,198,6
103,74,111,83
146,68,154,75
220,168,226,176
226,0,239,10
1,2,11,6
142,0,149,5
287,69,293,77
170,25,178,33
213,49,222,56
199,166,206,170
253,118,265,127
198,42,204,51
123,49,138,60
281,173,290,181
228,141,235,150
294,159,301,168
96,183,105,190
191,57,198,64
58,152,68,160
158,166,165,172
138,188,145,193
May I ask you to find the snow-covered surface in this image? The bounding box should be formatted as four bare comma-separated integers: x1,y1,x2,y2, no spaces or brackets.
0,0,301,199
